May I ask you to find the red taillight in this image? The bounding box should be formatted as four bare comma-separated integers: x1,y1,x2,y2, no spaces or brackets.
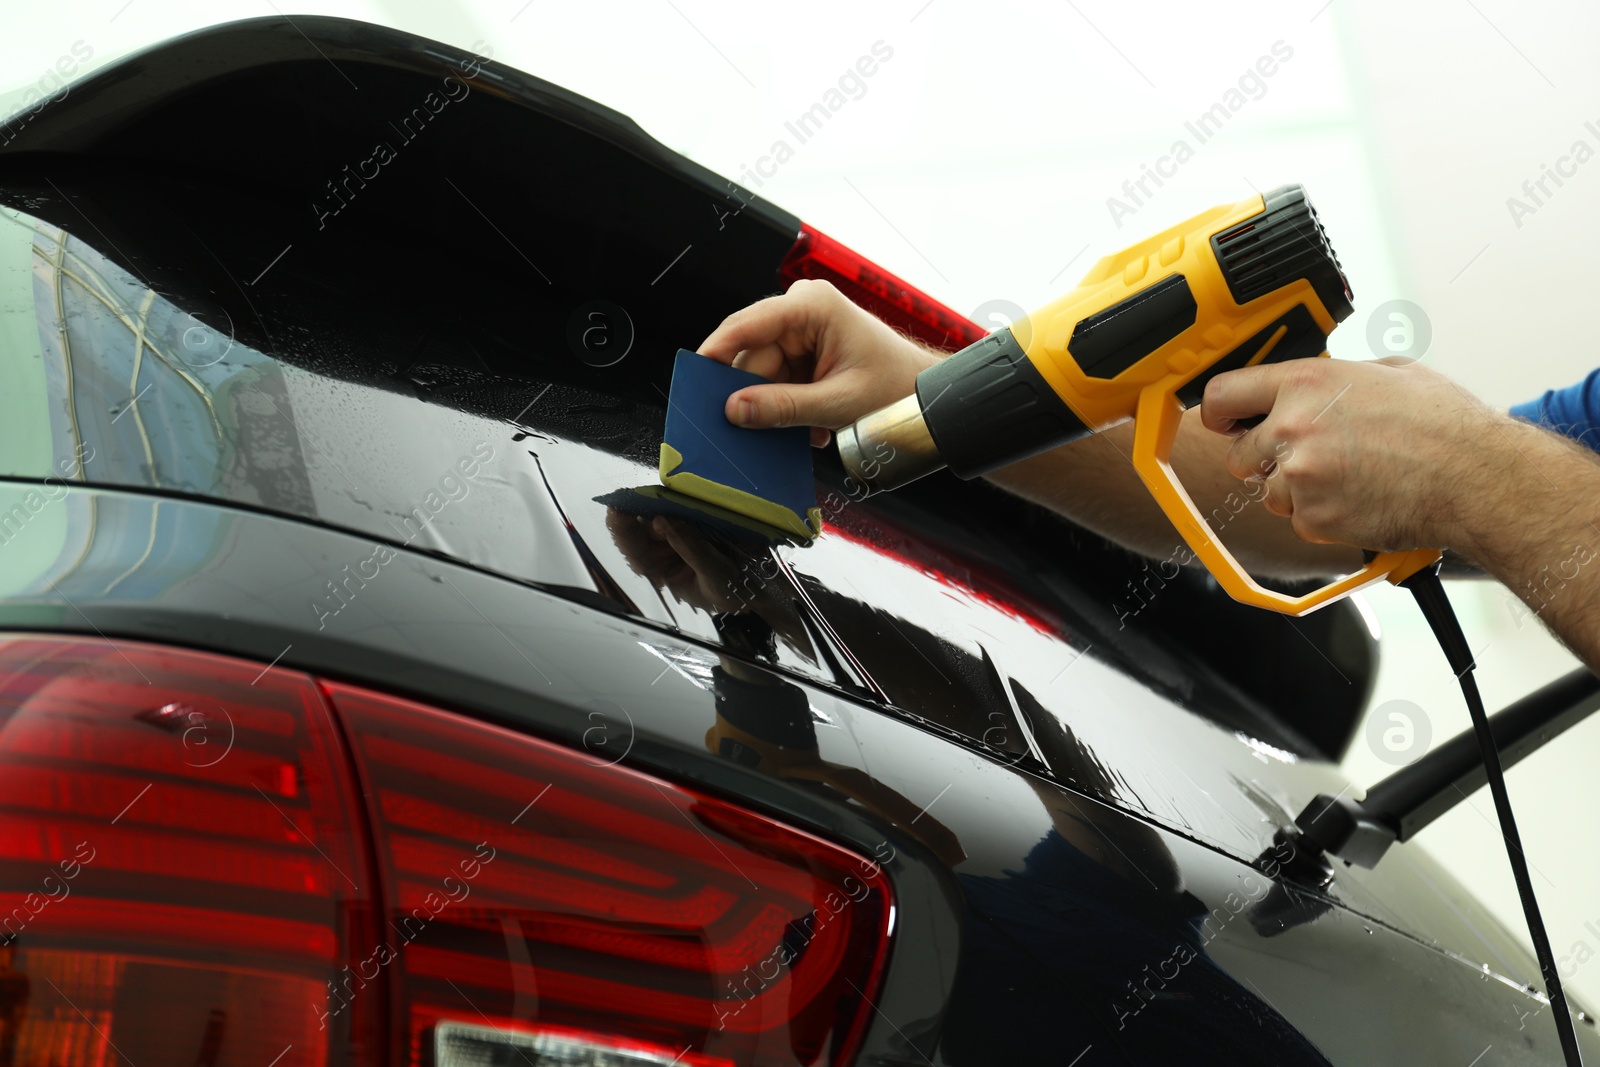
0,635,380,1065
778,224,984,353
0,634,895,1066
324,681,894,1067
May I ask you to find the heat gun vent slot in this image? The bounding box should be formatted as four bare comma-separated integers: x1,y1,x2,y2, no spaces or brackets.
1213,184,1352,322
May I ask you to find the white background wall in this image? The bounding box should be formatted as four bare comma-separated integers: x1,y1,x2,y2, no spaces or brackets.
6,0,1599,1004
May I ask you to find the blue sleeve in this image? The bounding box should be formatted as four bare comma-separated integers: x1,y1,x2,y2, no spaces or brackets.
1511,368,1600,452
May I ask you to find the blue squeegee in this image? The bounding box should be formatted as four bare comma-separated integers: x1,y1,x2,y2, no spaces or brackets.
658,350,821,539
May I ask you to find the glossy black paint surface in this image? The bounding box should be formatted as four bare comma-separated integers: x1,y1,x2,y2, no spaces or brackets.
0,15,1593,1064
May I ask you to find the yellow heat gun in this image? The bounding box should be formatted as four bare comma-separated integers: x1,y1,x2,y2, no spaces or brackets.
835,184,1439,616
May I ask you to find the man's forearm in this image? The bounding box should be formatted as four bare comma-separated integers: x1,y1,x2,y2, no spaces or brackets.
983,407,1361,579
1448,418,1600,673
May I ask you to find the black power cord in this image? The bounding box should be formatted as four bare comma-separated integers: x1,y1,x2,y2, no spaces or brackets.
1404,564,1584,1066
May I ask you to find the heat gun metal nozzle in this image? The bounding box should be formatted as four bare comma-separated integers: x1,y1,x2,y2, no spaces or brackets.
838,325,1099,495
836,394,946,496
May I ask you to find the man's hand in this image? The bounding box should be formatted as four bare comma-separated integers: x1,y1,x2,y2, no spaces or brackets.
698,279,938,447
1200,356,1499,552
1203,355,1600,673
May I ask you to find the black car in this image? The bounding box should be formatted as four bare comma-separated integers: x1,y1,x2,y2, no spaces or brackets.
0,16,1593,1066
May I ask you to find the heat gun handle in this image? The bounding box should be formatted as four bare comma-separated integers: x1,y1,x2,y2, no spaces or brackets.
1129,385,1441,616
